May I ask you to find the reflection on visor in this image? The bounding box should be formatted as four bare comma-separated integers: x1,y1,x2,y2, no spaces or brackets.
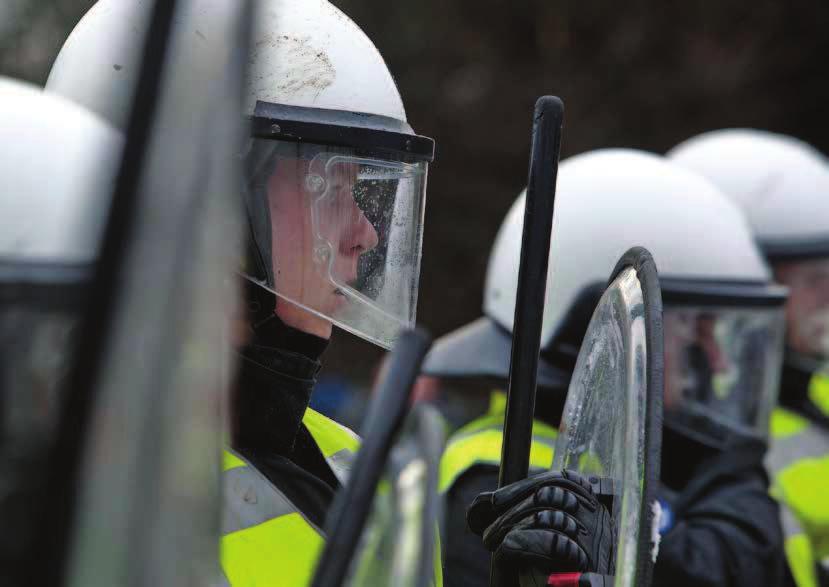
1,307,79,445
663,305,785,437
243,141,429,349
0,305,80,576
314,156,420,295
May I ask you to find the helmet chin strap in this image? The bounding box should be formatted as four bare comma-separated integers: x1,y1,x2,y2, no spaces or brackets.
241,142,278,288
244,277,277,331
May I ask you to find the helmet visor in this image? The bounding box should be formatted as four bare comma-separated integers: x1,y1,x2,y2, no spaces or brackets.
773,256,829,360
663,305,785,438
0,290,82,570
1,306,79,447
244,140,428,349
0,274,86,457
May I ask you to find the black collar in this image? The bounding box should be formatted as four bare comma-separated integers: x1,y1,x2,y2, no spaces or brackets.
232,312,329,454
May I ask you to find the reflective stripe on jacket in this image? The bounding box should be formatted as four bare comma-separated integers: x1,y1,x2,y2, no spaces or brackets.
221,407,443,586
768,373,829,587
221,408,358,586
439,392,558,493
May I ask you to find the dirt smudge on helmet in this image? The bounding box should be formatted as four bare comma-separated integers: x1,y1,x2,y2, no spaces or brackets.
252,34,335,101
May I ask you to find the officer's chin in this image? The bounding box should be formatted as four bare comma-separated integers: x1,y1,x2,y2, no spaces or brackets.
277,301,334,340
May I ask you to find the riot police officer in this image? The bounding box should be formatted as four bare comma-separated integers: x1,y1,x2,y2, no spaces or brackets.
45,0,616,583
424,149,787,586
670,129,829,587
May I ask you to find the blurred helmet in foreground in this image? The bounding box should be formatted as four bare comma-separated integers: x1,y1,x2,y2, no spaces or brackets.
0,76,122,578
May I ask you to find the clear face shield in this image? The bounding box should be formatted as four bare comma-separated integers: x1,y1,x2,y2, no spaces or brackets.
243,104,434,349
663,304,786,440
0,275,88,457
1,307,79,442
773,256,829,362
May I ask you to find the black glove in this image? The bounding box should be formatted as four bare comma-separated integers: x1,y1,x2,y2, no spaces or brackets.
467,470,615,577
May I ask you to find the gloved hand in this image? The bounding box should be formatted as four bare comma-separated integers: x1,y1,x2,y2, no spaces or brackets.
467,469,615,577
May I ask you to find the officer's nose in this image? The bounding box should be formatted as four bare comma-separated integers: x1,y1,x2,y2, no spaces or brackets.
343,200,379,255
356,210,379,253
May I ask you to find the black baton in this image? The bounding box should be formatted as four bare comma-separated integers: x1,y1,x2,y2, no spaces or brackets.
491,96,564,587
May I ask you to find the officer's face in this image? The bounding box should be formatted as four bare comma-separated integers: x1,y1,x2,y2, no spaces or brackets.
774,257,829,358
266,157,379,338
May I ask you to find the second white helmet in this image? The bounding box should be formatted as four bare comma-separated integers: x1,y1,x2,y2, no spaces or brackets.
667,129,829,259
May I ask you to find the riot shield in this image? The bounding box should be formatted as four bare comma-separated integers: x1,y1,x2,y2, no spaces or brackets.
345,404,445,587
33,0,250,585
312,329,444,587
550,247,664,587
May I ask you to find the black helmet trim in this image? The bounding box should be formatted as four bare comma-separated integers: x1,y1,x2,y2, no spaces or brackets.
760,236,829,262
250,101,435,163
543,276,785,381
0,260,92,308
660,277,788,307
0,260,92,286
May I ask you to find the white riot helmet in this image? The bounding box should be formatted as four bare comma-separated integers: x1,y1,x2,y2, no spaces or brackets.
425,149,787,443
0,77,121,563
47,0,434,349
669,129,829,362
0,81,119,265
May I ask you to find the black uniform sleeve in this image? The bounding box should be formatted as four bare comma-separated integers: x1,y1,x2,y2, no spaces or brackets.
444,465,502,586
653,442,786,587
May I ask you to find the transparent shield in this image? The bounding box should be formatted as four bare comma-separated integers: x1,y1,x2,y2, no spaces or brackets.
345,406,444,587
552,266,650,587
60,0,248,585
243,140,428,349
